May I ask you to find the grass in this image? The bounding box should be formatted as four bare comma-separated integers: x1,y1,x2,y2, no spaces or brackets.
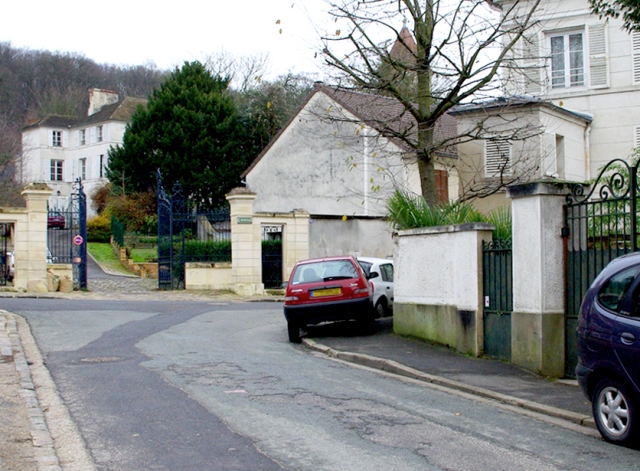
130,248,157,263
87,242,135,276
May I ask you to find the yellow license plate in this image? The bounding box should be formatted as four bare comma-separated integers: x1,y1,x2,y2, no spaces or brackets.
312,287,342,297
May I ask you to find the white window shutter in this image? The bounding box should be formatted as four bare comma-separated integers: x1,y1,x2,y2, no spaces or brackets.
485,140,512,177
523,33,542,95
588,24,609,89
633,31,640,85
635,126,640,148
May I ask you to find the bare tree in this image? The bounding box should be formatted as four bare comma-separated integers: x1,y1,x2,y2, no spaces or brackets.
0,113,25,206
203,51,270,92
319,0,543,204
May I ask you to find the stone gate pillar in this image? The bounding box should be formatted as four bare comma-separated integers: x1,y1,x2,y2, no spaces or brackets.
507,181,569,377
17,183,52,292
226,187,264,296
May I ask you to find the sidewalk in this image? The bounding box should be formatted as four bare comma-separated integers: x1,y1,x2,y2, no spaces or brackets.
302,317,595,429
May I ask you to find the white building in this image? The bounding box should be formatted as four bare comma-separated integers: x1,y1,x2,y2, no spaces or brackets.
20,88,146,216
454,0,640,211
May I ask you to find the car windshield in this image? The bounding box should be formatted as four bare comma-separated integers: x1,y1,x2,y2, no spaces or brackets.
291,260,358,284
358,261,373,277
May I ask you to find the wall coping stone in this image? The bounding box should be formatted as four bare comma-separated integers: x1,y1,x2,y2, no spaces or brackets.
186,262,232,269
397,222,495,237
507,180,576,199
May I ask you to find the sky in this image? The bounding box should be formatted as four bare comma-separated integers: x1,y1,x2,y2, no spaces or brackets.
1,0,329,79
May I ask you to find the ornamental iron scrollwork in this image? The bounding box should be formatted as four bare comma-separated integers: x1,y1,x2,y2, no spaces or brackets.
565,159,637,205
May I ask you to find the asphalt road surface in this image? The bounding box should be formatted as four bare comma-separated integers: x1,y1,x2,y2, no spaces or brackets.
1,298,639,471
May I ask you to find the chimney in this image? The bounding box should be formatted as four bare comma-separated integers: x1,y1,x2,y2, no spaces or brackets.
88,88,119,116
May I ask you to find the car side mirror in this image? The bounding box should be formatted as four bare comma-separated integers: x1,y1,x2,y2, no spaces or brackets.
368,272,380,280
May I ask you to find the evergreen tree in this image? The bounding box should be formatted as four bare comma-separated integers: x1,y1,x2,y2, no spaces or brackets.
107,61,248,209
589,0,640,32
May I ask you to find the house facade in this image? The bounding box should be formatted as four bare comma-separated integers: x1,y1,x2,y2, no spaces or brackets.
20,88,146,216
454,0,640,211
242,84,458,259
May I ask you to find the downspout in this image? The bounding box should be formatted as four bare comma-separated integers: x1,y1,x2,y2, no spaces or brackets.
363,126,369,216
584,123,591,179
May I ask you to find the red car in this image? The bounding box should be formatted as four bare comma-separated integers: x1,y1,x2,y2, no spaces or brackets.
283,255,374,343
47,212,66,229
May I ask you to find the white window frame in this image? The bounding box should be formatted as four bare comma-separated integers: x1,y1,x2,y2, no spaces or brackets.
79,129,86,146
50,160,63,181
484,140,512,178
52,130,62,147
549,30,585,90
79,158,87,180
96,125,103,142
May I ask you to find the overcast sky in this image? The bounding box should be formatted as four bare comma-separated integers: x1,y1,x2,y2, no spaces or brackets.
1,0,328,79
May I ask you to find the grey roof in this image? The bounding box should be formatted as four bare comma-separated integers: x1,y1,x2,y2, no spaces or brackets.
23,96,147,131
450,95,594,123
242,84,458,178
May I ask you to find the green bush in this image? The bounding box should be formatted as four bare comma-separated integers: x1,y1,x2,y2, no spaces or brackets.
386,190,512,241
87,215,111,243
158,239,231,262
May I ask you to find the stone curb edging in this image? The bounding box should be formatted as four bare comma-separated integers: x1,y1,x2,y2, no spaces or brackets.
302,338,596,429
1,311,62,471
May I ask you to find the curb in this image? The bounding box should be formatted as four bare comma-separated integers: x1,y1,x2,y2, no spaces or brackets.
302,338,596,429
1,311,62,471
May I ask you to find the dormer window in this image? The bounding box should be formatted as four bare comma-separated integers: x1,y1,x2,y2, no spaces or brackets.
96,125,103,142
52,130,62,147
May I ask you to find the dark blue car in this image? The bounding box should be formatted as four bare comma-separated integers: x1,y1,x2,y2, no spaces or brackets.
577,252,640,446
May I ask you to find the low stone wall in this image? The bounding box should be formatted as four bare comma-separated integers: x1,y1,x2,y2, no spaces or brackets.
393,223,494,357
185,262,232,290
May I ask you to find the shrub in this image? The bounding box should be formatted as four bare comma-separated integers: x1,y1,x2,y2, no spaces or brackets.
87,215,111,243
386,190,512,241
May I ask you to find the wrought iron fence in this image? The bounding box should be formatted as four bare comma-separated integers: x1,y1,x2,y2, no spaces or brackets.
0,223,10,286
563,159,640,376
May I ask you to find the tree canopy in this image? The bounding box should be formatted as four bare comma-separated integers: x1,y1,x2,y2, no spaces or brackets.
320,0,542,204
107,61,250,209
589,0,640,32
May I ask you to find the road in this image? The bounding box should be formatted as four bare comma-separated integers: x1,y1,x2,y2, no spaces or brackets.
1,297,639,470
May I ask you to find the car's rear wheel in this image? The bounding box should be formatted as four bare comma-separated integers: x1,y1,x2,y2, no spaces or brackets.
374,298,388,318
592,377,638,445
287,321,302,343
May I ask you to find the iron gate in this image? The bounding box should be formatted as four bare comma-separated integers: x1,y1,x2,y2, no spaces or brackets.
157,171,231,290
47,178,87,289
482,239,513,361
0,223,10,286
563,159,640,376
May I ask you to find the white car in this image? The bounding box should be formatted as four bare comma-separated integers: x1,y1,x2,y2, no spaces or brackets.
357,257,394,318
6,249,56,282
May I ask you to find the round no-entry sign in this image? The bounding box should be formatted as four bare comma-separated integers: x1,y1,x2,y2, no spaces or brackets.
73,235,84,245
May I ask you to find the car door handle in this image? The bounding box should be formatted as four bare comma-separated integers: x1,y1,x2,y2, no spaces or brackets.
621,332,635,345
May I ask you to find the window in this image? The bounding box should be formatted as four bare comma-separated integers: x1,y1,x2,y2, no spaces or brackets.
79,129,86,146
598,265,640,313
79,158,86,180
52,131,62,147
550,32,584,89
50,160,63,181
99,154,105,178
485,140,512,178
96,125,103,142
380,264,394,283
435,169,449,203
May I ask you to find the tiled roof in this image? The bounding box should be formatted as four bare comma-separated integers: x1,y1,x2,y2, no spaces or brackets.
22,96,147,130
242,84,458,177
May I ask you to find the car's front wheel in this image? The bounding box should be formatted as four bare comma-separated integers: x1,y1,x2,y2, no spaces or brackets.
592,377,638,445
374,298,388,318
287,321,302,343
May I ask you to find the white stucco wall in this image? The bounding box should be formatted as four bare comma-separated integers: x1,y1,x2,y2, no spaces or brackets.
394,224,493,310
246,92,421,217
308,218,394,259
